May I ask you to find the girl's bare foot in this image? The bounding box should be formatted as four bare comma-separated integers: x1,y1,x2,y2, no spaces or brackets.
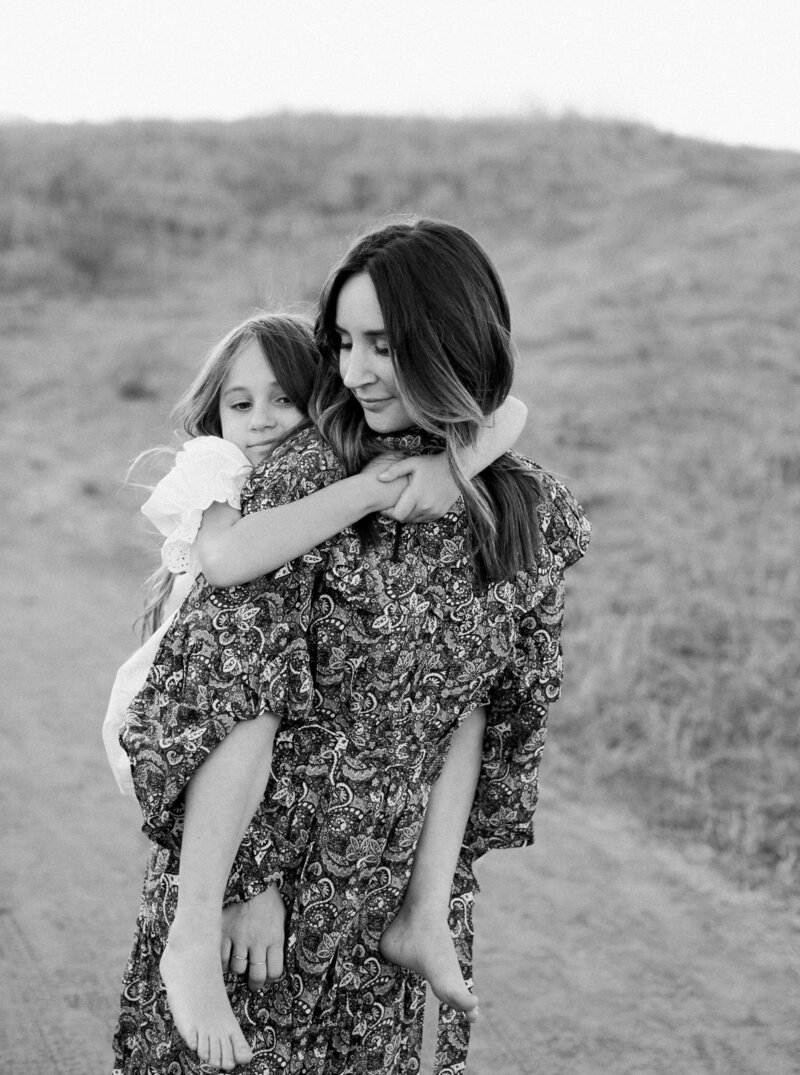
380,904,479,1022
160,924,253,1071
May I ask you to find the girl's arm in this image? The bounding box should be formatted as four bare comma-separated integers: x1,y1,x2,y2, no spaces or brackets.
459,393,527,474
378,395,528,523
195,457,406,588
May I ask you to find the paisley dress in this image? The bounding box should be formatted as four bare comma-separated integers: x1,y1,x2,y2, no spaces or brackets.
113,426,590,1075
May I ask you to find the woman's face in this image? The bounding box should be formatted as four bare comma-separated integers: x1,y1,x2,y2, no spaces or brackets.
334,273,413,433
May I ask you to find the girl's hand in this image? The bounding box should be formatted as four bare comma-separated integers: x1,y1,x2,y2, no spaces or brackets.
376,454,460,523
357,452,411,513
221,885,286,991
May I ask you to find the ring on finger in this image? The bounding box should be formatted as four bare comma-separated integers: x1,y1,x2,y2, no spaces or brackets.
232,952,248,962
248,958,267,966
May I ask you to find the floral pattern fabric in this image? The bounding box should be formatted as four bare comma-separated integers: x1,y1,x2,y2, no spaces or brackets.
114,427,590,1075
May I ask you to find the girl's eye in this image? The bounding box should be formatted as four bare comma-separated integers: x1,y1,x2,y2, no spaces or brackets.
274,396,293,407
337,336,352,352
231,401,251,411
374,343,391,358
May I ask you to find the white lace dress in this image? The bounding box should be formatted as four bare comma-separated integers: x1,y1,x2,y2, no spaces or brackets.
102,436,251,795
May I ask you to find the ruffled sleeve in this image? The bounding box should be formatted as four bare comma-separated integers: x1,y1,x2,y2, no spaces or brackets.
141,437,251,575
465,469,590,858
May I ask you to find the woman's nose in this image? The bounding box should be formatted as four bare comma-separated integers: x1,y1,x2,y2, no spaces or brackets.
341,344,375,389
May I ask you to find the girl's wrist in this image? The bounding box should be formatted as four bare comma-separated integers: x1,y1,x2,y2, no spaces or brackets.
349,472,385,516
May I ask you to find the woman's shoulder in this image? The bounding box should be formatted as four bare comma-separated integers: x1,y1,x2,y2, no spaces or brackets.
254,425,343,481
242,425,345,510
510,451,591,570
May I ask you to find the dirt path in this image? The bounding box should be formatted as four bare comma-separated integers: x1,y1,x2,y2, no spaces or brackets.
1,547,798,1074
460,779,799,1074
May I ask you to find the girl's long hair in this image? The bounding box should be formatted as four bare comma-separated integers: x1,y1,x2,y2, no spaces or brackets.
312,218,544,587
138,313,320,638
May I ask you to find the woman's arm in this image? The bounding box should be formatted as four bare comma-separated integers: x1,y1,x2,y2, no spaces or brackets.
378,395,528,523
195,457,407,588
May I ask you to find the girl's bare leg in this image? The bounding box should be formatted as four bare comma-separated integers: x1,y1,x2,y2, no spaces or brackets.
159,713,278,1072
380,706,485,1021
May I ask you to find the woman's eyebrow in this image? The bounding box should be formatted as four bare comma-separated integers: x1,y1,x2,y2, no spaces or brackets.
334,325,386,338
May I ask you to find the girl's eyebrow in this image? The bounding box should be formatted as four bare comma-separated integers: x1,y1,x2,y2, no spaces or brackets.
221,378,279,398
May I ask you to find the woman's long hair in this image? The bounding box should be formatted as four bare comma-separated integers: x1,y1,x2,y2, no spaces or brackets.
312,218,544,586
138,313,320,637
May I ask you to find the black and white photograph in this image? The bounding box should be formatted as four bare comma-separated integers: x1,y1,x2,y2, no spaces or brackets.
1,2,798,1072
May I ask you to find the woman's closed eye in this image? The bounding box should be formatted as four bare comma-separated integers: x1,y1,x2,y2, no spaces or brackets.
336,337,391,359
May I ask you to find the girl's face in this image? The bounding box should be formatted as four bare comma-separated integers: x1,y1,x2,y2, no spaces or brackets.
219,340,304,465
335,273,413,433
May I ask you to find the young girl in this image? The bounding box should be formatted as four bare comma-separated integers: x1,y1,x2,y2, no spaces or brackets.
109,311,528,1070
104,314,410,793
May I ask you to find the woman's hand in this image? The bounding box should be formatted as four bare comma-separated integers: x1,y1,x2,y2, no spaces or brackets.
376,454,460,523
221,885,286,991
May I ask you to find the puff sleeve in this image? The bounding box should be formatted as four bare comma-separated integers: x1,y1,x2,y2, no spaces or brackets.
141,437,251,576
464,471,590,859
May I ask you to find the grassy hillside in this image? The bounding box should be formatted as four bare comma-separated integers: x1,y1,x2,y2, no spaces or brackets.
2,113,798,889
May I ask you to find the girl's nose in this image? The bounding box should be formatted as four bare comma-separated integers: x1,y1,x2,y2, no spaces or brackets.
249,403,275,429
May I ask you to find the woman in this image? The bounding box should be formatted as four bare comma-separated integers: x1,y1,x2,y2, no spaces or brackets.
115,219,590,1075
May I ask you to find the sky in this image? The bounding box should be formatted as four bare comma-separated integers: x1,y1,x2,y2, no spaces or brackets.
3,0,800,152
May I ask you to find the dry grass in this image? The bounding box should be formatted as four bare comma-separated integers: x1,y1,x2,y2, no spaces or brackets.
1,114,797,890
